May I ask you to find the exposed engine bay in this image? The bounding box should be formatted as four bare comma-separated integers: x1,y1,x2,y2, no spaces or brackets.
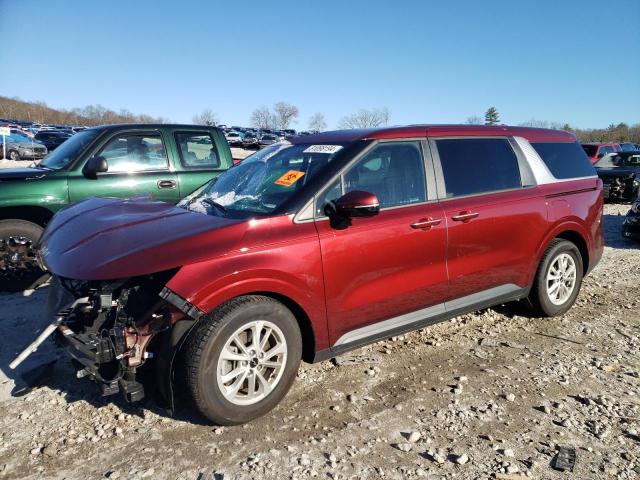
12,270,195,405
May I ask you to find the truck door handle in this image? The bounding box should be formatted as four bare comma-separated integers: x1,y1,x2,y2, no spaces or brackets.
410,218,442,230
451,211,479,222
157,180,177,189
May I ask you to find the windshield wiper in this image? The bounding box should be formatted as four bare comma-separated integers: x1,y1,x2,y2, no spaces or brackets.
201,198,227,213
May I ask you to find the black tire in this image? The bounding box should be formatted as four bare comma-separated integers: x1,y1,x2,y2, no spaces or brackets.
8,150,20,161
182,295,302,425
0,219,45,292
528,239,583,317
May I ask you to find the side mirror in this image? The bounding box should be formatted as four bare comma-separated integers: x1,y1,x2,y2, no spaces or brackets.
333,190,380,218
83,156,108,178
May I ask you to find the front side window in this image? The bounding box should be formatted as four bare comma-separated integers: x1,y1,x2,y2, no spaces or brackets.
316,141,427,216
175,132,220,168
180,142,346,215
98,133,168,173
436,138,521,198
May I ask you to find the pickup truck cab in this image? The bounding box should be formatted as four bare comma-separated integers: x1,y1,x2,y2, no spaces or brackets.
0,124,233,290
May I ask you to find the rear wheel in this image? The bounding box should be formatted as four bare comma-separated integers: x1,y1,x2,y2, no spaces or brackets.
0,220,45,292
182,295,302,425
528,239,583,317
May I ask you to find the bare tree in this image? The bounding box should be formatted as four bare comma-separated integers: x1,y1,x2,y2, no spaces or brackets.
338,107,390,129
250,105,278,130
308,112,327,132
465,115,483,125
192,108,218,126
274,102,299,130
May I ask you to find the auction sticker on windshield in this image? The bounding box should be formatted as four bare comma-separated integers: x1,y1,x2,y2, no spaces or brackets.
275,170,305,187
303,145,343,154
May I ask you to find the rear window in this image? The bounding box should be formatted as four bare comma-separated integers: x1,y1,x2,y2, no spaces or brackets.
532,142,595,179
436,138,522,198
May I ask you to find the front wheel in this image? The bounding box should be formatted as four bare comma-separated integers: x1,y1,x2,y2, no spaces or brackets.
528,239,583,317
8,150,21,161
182,295,302,425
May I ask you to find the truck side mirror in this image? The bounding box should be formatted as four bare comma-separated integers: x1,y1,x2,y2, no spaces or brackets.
83,156,108,179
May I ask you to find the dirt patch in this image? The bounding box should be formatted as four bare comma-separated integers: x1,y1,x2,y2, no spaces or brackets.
0,204,638,479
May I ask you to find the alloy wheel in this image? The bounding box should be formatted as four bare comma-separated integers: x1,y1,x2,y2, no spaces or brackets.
546,253,577,306
216,320,287,406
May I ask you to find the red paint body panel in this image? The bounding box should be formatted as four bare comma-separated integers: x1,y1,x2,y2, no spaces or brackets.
165,216,330,351
441,187,548,299
315,203,448,344
40,196,246,280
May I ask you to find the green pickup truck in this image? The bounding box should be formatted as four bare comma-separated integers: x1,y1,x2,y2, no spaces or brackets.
0,123,233,290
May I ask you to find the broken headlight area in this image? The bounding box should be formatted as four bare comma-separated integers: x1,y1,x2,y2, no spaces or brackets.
54,269,186,403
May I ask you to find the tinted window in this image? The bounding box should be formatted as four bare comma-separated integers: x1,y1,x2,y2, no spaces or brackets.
316,141,427,215
436,138,521,197
582,144,597,157
175,132,220,168
532,142,596,179
98,134,168,173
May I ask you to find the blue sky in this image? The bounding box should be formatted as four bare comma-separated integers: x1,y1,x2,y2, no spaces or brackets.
1,0,638,129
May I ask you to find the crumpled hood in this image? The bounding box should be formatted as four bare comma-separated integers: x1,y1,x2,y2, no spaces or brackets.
39,196,246,280
0,167,48,181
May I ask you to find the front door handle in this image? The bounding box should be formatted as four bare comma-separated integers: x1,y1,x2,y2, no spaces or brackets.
410,218,442,230
157,179,177,189
451,211,479,222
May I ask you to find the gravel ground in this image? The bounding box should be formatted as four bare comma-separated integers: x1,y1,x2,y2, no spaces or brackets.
0,204,638,480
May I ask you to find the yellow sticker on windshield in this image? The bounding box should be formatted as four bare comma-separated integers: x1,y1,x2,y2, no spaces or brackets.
275,170,305,187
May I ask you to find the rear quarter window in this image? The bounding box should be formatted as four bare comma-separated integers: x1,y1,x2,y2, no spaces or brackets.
531,142,595,179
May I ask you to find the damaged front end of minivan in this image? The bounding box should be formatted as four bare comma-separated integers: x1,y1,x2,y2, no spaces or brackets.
13,270,202,408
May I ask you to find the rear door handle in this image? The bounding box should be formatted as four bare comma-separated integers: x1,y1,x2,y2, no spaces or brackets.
157,179,177,189
451,211,479,222
410,218,442,230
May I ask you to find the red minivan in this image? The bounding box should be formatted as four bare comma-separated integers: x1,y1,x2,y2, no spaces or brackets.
15,125,603,425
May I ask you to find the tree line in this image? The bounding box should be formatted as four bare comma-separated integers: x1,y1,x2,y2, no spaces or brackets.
0,95,169,126
3,96,638,143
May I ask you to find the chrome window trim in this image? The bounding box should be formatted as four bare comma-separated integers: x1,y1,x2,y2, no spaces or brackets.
305,137,436,221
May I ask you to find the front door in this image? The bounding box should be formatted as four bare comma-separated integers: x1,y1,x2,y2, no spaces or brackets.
68,130,180,204
315,140,449,347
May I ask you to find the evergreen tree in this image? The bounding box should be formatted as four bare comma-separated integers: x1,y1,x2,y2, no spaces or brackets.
484,107,500,125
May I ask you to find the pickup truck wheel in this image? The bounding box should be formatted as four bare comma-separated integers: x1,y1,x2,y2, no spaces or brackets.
0,220,44,292
182,295,302,425
528,239,583,317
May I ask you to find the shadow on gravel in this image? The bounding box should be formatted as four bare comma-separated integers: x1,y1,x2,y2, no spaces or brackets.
603,213,638,250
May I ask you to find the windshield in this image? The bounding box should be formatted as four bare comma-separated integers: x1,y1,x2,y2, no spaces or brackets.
179,142,346,215
39,129,102,170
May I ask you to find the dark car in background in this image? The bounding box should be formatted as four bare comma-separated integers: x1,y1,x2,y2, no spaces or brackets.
594,152,640,202
34,131,72,151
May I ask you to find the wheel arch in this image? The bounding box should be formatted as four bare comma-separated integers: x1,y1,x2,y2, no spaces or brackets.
554,230,589,274
0,206,54,228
